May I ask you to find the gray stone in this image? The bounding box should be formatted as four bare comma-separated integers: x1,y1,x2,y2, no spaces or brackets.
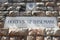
47,7,54,11
36,7,47,11
36,2,44,6
0,0,7,3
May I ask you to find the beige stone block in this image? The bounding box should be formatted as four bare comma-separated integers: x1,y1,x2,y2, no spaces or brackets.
36,36,44,40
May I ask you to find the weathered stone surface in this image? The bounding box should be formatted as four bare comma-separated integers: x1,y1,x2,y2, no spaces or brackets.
47,7,54,11
45,2,55,6
36,36,44,40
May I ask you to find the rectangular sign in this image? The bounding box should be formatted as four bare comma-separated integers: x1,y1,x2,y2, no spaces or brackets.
4,17,57,29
